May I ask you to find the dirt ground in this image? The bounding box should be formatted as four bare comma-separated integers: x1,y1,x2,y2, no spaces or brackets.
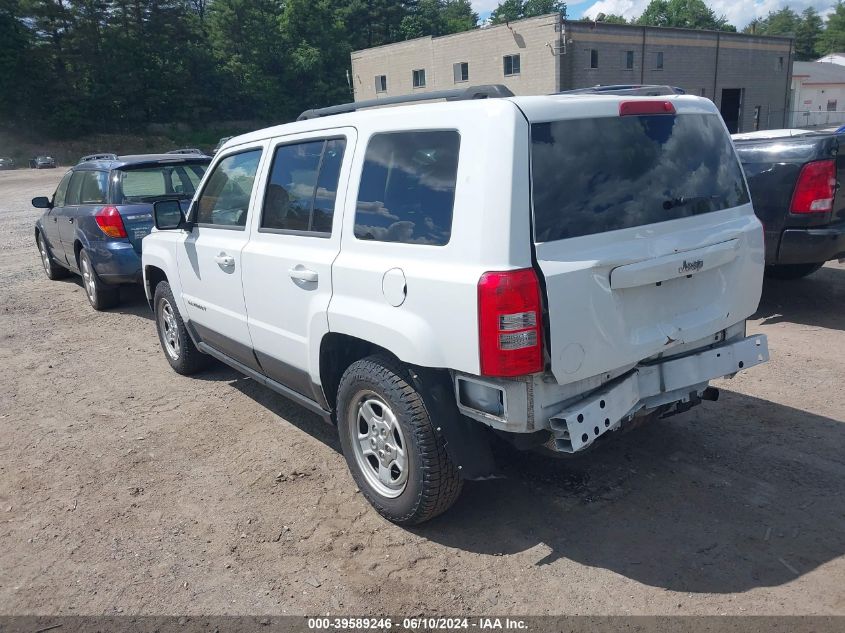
1,169,843,616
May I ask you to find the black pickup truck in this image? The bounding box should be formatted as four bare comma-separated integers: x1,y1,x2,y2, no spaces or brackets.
733,129,845,279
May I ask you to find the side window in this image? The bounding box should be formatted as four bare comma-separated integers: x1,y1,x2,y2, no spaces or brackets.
261,138,346,235
354,130,460,246
196,149,262,228
78,171,109,204
53,172,73,207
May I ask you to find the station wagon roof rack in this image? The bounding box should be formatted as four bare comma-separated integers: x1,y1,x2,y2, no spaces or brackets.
297,84,515,121
79,152,118,163
166,148,206,155
558,84,685,96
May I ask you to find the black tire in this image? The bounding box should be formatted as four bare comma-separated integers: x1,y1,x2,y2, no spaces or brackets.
78,248,119,310
153,280,210,375
36,232,69,280
765,262,824,280
336,355,463,525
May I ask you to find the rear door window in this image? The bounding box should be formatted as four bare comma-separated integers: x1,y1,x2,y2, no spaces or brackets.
78,171,109,204
354,130,460,246
530,113,750,242
261,138,346,235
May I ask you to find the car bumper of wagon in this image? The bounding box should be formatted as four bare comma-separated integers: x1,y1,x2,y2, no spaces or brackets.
89,241,142,284
455,333,769,453
776,222,845,265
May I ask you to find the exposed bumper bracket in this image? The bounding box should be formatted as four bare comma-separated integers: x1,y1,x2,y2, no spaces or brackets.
549,334,769,453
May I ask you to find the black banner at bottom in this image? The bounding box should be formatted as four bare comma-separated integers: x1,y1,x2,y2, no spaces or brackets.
0,616,842,633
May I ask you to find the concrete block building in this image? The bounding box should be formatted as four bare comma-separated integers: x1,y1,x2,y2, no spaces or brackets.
350,14,794,133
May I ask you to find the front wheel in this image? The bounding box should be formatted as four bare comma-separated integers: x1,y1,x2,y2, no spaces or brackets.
37,232,68,280
79,249,119,310
336,356,463,525
153,281,210,375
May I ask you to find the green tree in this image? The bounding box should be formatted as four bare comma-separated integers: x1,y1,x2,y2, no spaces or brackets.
490,0,566,25
636,0,735,32
442,0,478,33
818,1,845,56
795,7,823,60
579,13,628,24
0,0,35,123
743,7,799,35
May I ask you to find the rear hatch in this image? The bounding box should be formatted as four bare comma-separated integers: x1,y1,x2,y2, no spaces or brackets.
523,96,765,385
113,160,208,253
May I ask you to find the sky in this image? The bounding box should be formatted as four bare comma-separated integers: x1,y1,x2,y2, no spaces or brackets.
470,0,838,30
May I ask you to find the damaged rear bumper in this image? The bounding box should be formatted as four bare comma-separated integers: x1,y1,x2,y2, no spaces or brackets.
455,333,769,453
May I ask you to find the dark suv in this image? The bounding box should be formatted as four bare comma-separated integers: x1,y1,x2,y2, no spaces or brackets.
32,154,210,310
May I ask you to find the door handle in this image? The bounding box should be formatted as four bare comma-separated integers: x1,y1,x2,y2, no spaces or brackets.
52,217,57,222
214,253,235,267
289,267,318,283
68,217,74,223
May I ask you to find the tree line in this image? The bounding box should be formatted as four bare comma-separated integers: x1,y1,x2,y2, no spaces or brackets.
2,0,845,139
587,0,845,63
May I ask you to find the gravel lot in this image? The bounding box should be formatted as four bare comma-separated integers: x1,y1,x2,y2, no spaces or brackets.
1,169,843,616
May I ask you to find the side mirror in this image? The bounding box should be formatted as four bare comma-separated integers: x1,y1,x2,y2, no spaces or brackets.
154,199,188,230
32,196,52,209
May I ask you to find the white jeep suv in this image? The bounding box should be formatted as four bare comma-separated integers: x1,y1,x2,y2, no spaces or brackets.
142,86,769,524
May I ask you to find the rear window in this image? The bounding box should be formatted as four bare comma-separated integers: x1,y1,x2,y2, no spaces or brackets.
116,163,208,203
531,113,750,243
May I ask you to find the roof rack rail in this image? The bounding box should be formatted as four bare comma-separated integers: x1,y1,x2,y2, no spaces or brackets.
558,84,685,96
166,148,206,155
79,152,118,163
297,84,515,121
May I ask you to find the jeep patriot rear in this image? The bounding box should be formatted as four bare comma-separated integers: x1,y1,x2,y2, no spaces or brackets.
142,87,769,524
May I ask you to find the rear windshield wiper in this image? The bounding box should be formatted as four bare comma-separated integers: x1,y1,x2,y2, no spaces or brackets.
663,194,722,210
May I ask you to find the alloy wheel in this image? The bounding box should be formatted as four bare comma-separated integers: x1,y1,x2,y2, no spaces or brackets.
348,391,409,498
158,298,181,361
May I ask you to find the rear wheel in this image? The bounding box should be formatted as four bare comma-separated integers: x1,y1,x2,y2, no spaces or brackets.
153,281,210,375
37,232,68,280
336,355,463,525
765,262,824,280
79,249,119,310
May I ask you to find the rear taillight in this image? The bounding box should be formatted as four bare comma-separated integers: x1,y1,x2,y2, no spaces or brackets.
95,206,127,238
619,100,676,116
478,268,543,377
790,159,836,214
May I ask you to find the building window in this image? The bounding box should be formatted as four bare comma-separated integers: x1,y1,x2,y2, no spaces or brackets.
412,69,426,88
590,49,599,69
503,54,521,76
375,75,387,93
700,88,706,97
625,51,634,70
453,62,469,83
828,99,838,111
778,56,784,71
655,51,664,69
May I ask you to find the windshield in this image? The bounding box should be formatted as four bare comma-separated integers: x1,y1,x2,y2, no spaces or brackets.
115,163,208,203
530,113,750,243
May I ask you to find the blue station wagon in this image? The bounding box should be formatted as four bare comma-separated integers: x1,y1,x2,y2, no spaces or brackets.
33,154,210,310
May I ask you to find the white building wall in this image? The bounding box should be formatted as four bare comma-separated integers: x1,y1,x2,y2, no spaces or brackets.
791,78,845,127
350,15,560,101
816,53,845,66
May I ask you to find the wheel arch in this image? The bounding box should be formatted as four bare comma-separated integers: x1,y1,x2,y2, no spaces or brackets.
144,265,169,309
318,333,400,412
